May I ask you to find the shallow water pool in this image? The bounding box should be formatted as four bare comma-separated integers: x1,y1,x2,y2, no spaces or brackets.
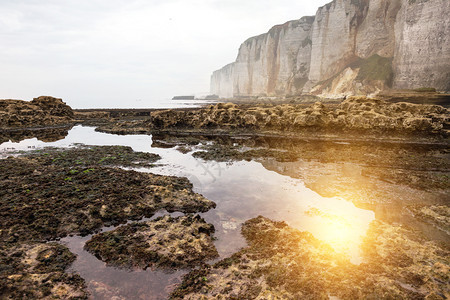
0,125,375,299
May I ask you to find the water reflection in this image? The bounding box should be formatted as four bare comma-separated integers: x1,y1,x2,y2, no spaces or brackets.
61,212,186,300
0,125,376,296
0,125,73,145
0,125,153,154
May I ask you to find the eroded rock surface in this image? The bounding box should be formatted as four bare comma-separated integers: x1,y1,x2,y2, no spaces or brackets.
23,145,161,168
0,146,215,242
407,205,450,235
0,96,74,129
171,216,449,299
0,243,87,299
98,98,449,136
85,215,218,270
0,145,217,298
168,133,448,233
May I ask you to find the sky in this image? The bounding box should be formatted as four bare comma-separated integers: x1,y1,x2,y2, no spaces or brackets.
0,0,331,108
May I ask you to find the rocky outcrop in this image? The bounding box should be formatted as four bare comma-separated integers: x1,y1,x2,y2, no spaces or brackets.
0,96,74,128
85,215,218,270
0,127,73,144
0,242,88,299
211,0,450,98
143,98,449,136
171,216,450,299
407,205,450,235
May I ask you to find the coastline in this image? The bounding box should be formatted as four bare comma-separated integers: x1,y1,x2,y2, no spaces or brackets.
1,95,449,299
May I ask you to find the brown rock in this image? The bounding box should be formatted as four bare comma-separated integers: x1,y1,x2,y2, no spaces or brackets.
0,96,74,129
144,98,449,135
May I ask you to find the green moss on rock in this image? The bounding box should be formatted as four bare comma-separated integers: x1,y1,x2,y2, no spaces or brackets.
85,215,218,270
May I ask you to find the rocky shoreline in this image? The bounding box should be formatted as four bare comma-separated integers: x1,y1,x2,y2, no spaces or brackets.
0,145,217,298
171,216,449,299
95,97,450,139
148,132,449,245
1,95,448,139
1,95,449,299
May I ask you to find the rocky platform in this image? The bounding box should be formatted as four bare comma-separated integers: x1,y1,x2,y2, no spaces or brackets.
171,216,449,299
0,145,214,243
96,97,450,138
85,215,218,270
0,243,88,299
0,145,217,299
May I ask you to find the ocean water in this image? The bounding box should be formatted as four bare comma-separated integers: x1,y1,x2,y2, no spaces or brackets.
80,98,221,110
156,99,220,109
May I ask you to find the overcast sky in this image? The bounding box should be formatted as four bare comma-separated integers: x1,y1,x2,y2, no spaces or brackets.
0,0,331,108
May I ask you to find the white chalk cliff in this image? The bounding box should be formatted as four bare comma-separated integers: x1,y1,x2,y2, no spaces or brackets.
211,0,450,98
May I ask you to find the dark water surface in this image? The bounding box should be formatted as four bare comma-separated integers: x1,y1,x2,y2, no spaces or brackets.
0,125,375,299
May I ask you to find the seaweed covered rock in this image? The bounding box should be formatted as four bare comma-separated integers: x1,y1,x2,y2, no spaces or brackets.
0,145,218,299
85,215,218,270
192,145,297,163
0,243,87,299
171,216,449,299
24,145,161,168
0,96,74,128
0,146,215,243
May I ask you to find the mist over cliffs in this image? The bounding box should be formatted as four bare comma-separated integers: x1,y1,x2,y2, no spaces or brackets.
210,0,450,98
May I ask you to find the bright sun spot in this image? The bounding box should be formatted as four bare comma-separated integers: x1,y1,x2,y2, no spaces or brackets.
303,198,375,264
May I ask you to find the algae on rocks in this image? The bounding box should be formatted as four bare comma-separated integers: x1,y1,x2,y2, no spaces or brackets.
85,215,218,270
0,145,218,298
0,243,88,299
0,145,215,243
171,216,450,299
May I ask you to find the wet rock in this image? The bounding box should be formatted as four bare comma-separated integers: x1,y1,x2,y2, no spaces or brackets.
0,145,218,299
24,145,161,168
192,146,297,163
0,146,215,243
407,205,450,235
0,242,88,299
183,134,449,194
176,145,193,154
95,120,152,135
171,216,449,299
85,215,218,270
88,281,127,300
73,110,110,121
0,96,74,129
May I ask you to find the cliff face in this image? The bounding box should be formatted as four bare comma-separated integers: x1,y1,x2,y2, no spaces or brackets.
211,63,235,98
211,0,450,98
393,0,450,92
231,17,314,97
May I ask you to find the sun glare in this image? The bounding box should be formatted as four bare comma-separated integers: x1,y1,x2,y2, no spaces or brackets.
304,199,375,264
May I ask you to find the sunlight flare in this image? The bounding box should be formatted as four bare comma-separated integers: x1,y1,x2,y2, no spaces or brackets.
304,199,375,263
